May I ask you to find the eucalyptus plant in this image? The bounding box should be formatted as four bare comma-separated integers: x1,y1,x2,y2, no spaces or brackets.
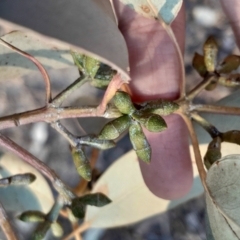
0,1,240,240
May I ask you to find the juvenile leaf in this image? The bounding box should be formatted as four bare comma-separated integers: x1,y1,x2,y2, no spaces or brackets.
206,155,240,228
71,147,92,181
217,55,240,74
192,52,207,77
98,115,131,140
138,99,179,116
84,55,100,78
113,91,136,114
129,122,151,163
119,0,183,24
84,150,204,228
203,36,218,72
18,210,45,223
218,74,240,87
132,112,167,132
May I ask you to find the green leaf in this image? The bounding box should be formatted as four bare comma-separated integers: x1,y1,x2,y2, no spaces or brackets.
206,155,240,228
119,0,183,24
84,150,204,228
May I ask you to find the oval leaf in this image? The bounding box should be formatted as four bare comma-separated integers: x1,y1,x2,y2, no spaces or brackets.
206,154,240,227
119,0,183,24
84,150,203,228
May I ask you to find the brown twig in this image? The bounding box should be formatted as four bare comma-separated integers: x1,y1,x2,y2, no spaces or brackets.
178,113,207,191
0,133,75,203
186,74,217,100
0,201,18,240
0,38,52,104
0,105,122,130
193,104,240,115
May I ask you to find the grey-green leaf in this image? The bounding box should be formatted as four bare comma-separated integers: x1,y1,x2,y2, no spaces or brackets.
206,155,240,228
205,192,240,240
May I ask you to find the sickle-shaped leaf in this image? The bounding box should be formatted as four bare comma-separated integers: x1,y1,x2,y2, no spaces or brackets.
119,0,183,24
84,150,203,228
0,0,129,80
206,155,240,228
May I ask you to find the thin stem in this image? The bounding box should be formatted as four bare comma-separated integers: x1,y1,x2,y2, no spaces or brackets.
0,201,18,240
0,38,52,104
51,76,89,107
178,113,208,191
0,133,75,203
191,112,220,138
51,121,77,147
46,197,64,222
0,105,122,130
186,74,217,100
193,104,240,115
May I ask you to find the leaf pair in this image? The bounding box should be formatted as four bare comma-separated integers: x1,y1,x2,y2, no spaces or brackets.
98,91,170,163
71,51,117,89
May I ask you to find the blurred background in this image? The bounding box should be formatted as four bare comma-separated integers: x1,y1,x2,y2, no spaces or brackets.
0,0,238,239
